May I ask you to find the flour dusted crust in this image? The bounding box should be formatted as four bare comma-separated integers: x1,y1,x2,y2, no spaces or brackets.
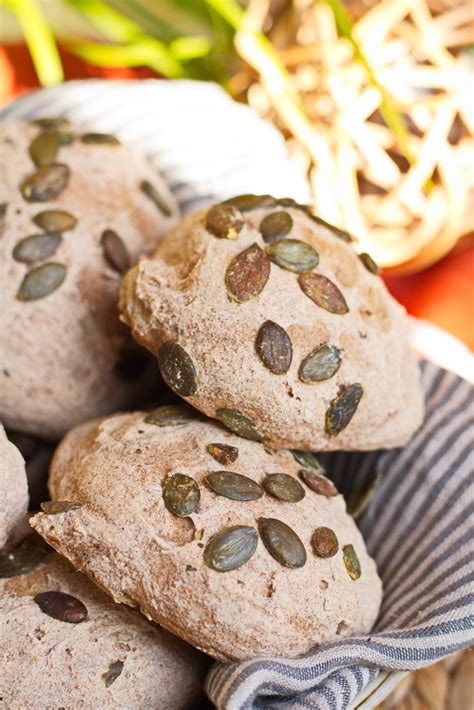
0,121,179,439
0,424,28,549
120,200,424,451
31,412,382,662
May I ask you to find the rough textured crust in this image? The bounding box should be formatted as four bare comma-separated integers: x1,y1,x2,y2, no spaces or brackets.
31,412,382,662
120,204,424,451
0,548,204,708
0,424,29,549
0,122,179,439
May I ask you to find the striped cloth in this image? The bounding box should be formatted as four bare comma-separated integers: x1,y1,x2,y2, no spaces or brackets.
2,80,473,710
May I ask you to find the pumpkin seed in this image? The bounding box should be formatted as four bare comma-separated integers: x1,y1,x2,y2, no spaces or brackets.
162,473,200,517
12,232,62,264
33,209,77,232
216,408,261,441
16,262,66,301
31,117,70,131
81,132,120,146
343,544,361,580
346,472,380,519
262,473,305,502
311,527,339,558
298,273,349,314
57,131,74,146
258,517,307,568
34,591,88,623
225,243,270,302
359,252,380,274
291,451,326,475
206,471,263,501
259,211,293,243
206,443,239,465
114,346,148,381
223,194,276,211
0,536,48,578
206,204,243,240
113,593,138,607
145,404,197,427
326,384,363,436
40,501,82,514
309,214,353,243
299,344,342,383
101,229,130,274
102,660,124,687
298,469,338,497
276,197,306,209
29,131,60,167
255,320,292,374
21,164,70,202
203,525,257,572
266,239,319,273
140,179,172,217
157,342,198,397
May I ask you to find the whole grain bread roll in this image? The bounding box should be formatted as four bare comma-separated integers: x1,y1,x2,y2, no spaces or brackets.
31,409,382,661
0,120,179,440
0,540,205,708
0,424,29,549
120,196,424,451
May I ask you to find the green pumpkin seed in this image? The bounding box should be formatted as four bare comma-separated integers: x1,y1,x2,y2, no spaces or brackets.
266,239,319,273
262,473,305,502
291,451,326,475
298,469,338,497
113,593,138,607
225,243,270,302
101,229,130,274
206,443,239,465
145,404,197,427
81,132,120,146
298,273,349,314
203,525,257,572
33,209,77,232
34,591,88,623
308,214,353,243
157,342,198,397
31,117,70,131
343,544,361,580
326,384,363,436
346,472,380,519
12,232,62,264
20,164,70,202
40,501,82,514
57,131,74,146
102,660,124,688
311,527,339,558
216,408,261,441
162,473,200,517
16,262,67,301
276,197,307,209
206,471,263,501
299,344,342,383
255,320,292,374
29,131,60,167
0,536,48,578
206,204,243,240
140,179,172,217
258,517,307,568
223,194,276,211
259,211,293,243
359,252,380,274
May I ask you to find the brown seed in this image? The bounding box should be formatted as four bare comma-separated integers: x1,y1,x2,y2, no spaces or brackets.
262,473,305,502
12,233,62,264
299,344,342,383
276,197,309,210
206,204,243,239
162,473,200,517
359,252,380,274
101,229,131,274
140,179,172,217
16,262,67,301
31,117,70,131
157,342,198,397
216,408,261,441
40,501,82,514
29,131,60,167
225,243,270,302
203,525,258,572
206,443,239,465
223,194,276,211
259,211,293,243
266,239,319,273
206,471,263,501
102,660,124,688
258,517,307,568
346,472,380,519
311,527,339,558
326,384,363,436
20,164,70,202
342,544,361,580
298,469,338,497
298,273,349,314
0,536,48,578
34,591,88,623
145,404,197,427
255,320,292,374
33,209,77,232
291,450,326,475
0,203,7,233
81,132,120,146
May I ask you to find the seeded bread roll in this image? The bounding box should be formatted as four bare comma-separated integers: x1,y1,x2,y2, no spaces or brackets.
31,409,382,661
0,120,179,439
120,196,424,451
0,542,205,709
0,424,29,549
